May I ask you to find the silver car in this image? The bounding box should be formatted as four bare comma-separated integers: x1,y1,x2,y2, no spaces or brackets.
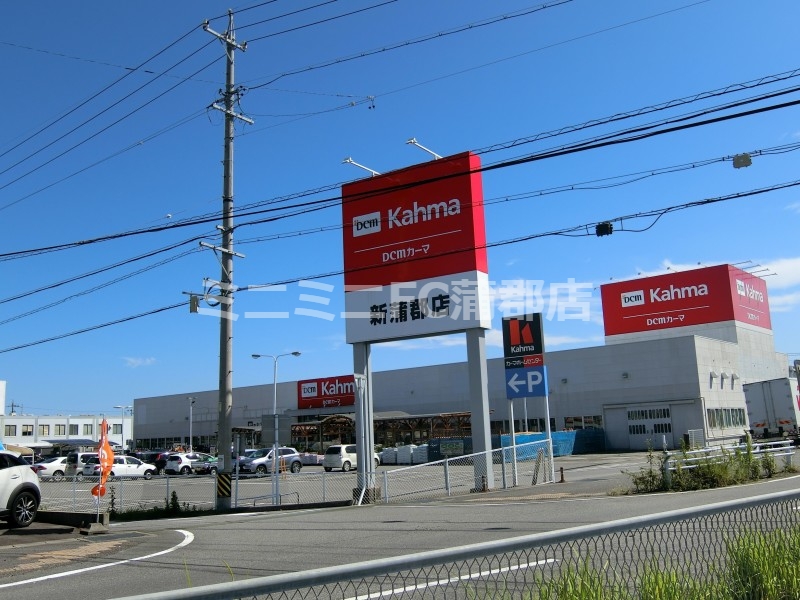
239,447,302,475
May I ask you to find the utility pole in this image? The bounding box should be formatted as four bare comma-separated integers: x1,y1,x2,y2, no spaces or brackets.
204,11,251,511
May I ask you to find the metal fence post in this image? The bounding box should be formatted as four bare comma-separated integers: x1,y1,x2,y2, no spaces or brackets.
662,451,672,489
383,470,389,503
444,458,451,496
500,452,508,489
166,473,170,508
322,471,326,503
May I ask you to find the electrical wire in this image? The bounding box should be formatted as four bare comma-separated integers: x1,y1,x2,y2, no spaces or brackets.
2,176,794,355
0,47,221,202
0,248,198,326
2,87,798,262
0,109,207,214
244,1,572,89
0,25,201,163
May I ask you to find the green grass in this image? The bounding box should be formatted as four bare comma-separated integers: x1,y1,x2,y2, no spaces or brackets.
472,525,800,599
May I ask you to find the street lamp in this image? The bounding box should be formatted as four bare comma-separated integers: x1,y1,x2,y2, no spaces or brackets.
187,397,196,452
252,351,301,505
113,405,132,450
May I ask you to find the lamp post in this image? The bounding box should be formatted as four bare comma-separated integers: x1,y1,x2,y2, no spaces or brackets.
252,351,301,505
113,405,132,450
187,397,196,452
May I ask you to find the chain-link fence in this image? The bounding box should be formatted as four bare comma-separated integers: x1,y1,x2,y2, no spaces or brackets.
39,440,554,513
119,488,800,600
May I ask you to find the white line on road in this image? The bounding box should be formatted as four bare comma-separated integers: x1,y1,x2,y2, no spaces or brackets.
344,558,556,599
0,529,194,589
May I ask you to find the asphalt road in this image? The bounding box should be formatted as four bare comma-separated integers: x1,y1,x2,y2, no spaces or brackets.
0,451,796,599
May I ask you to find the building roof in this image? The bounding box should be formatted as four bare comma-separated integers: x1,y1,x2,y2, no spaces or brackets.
44,438,98,446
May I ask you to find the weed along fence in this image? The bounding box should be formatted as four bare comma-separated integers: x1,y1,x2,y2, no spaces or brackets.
664,439,795,482
628,438,797,494
119,488,800,600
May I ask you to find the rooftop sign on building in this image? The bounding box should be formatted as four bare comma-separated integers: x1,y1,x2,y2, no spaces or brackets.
600,264,771,337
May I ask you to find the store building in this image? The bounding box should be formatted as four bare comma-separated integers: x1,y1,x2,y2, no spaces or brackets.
132,264,788,453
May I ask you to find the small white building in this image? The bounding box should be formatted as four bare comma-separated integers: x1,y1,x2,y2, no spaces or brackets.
0,384,132,455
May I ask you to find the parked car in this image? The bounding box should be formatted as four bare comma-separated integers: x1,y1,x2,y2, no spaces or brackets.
164,452,212,475
323,444,380,472
0,450,41,527
154,452,177,475
82,455,156,480
191,453,218,475
65,452,98,480
32,456,69,481
239,447,302,475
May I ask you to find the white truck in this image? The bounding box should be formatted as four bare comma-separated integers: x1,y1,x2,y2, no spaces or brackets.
743,378,800,439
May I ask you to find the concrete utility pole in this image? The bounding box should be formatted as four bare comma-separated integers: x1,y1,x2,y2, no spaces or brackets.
204,11,251,511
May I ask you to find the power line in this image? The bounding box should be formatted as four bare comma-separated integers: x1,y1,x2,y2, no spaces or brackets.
0,25,201,164
244,1,572,89
2,177,795,355
2,87,798,263
0,303,185,354
0,46,220,201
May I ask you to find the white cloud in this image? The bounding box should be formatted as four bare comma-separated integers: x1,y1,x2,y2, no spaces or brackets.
122,357,156,368
380,334,465,351
762,257,800,290
786,202,800,215
545,334,604,348
767,291,800,313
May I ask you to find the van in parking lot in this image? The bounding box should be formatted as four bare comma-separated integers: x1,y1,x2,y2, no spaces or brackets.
65,452,98,480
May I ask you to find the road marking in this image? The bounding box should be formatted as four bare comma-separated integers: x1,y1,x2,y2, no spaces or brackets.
343,558,556,599
0,529,194,589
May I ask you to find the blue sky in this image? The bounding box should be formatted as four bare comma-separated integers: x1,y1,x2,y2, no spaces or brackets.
0,0,798,415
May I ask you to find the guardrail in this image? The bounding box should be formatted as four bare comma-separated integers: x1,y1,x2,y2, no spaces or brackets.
660,439,795,488
117,487,800,600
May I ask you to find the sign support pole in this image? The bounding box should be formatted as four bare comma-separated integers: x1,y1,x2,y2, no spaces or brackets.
467,328,493,490
544,391,555,482
508,399,518,487
353,343,376,501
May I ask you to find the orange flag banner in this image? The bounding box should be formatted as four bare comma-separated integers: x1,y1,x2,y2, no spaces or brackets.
91,418,115,498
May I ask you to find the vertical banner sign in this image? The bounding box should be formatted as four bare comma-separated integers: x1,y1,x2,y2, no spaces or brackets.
91,418,114,499
502,314,547,398
502,313,545,368
341,151,491,344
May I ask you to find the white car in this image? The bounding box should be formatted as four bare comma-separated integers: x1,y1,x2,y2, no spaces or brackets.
322,444,380,472
0,450,41,527
82,455,156,480
32,456,69,481
165,452,210,475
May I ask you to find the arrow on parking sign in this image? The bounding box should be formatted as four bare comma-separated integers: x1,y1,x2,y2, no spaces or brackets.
505,366,548,398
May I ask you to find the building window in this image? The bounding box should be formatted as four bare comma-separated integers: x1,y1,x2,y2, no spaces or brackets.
4,425,15,437
55,424,66,436
112,424,122,435
22,425,33,437
83,424,93,436
707,407,746,429
38,424,50,436
566,415,604,430
69,424,78,435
